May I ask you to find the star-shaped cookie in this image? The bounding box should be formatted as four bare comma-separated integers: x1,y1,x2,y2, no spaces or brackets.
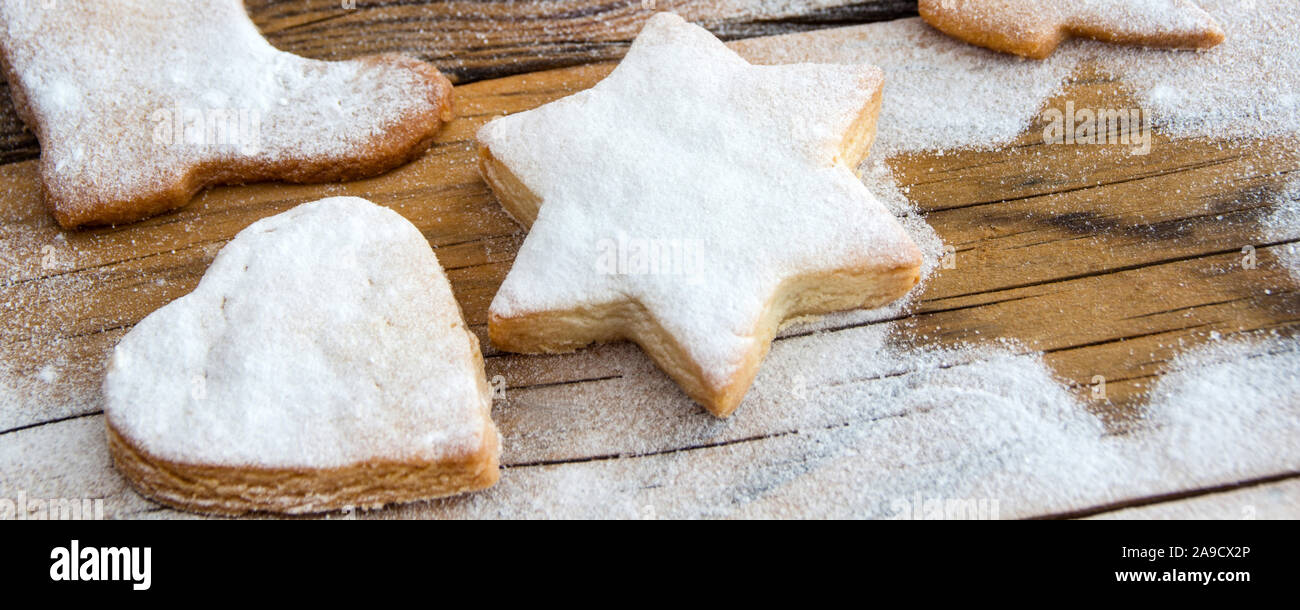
920,0,1225,59
0,0,453,228
476,13,923,418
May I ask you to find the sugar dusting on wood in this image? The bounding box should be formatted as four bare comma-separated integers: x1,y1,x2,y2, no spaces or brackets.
403,330,1299,519
1265,179,1300,283
1,0,1297,518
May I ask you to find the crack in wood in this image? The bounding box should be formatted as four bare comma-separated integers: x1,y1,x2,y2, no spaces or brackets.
1031,470,1300,520
925,239,1300,304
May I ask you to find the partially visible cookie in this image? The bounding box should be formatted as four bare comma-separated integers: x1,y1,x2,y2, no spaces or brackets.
0,1,454,228
477,13,923,418
919,0,1225,59
103,197,499,516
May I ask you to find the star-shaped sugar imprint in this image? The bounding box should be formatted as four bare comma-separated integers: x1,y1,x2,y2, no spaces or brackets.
477,13,923,417
0,0,453,228
920,0,1225,59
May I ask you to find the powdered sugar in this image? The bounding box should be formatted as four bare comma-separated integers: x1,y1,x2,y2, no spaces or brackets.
102,197,495,468
1110,0,1300,141
0,203,106,432
777,158,944,335
480,13,921,390
734,19,1076,155
1058,0,1220,36
400,327,1299,519
1263,178,1300,283
1124,333,1300,484
400,327,1129,518
0,414,155,518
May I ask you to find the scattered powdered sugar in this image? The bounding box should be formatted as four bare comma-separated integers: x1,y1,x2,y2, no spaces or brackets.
697,0,886,21
1125,333,1300,482
0,415,158,518
404,326,1298,519
1110,0,1300,141
734,18,1078,155
102,197,495,469
1088,478,1300,519
0,0,441,215
0,204,107,432
1263,178,1300,283
0,348,98,433
401,326,1122,518
8,320,1290,519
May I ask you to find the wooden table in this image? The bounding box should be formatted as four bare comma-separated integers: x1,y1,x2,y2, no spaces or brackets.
1,1,1296,519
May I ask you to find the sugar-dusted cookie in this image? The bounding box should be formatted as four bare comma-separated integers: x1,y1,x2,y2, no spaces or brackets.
0,1,454,228
476,13,923,418
919,0,1225,59
103,197,499,515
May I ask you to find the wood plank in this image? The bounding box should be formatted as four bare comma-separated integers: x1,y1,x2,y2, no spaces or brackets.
246,0,916,82
1,22,1297,518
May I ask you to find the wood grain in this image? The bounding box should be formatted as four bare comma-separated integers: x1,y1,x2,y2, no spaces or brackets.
0,17,1296,518
246,0,917,81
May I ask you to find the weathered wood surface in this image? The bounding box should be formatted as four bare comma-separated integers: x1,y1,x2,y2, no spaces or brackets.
0,5,1296,519
244,0,917,76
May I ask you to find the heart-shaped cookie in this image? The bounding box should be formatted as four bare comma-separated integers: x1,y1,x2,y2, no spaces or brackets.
103,197,499,515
